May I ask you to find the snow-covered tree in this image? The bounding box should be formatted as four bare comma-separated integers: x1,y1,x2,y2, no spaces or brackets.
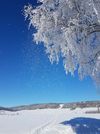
24,0,100,84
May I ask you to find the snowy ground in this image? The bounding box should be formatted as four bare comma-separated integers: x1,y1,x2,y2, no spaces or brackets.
0,107,100,134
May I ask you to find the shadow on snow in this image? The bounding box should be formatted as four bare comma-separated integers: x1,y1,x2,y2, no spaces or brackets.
61,117,100,134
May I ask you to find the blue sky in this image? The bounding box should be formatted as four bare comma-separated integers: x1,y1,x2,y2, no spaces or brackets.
0,0,100,107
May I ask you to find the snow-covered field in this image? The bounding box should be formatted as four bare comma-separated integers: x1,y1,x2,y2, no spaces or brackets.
0,107,100,134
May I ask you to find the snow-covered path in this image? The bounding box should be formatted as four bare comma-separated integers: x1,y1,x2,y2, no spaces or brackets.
31,122,75,134
0,108,100,134
29,108,76,134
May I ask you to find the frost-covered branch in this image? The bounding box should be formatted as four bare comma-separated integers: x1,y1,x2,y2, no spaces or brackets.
24,0,100,85
87,24,100,35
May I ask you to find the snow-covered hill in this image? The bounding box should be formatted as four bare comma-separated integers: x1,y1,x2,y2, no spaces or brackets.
0,107,100,134
0,101,100,111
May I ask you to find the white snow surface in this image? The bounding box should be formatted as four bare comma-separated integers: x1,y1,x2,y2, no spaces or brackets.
0,107,100,134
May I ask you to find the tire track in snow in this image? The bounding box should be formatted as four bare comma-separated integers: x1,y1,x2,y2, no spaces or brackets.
31,123,75,134
30,121,52,134
29,109,74,134
30,110,59,134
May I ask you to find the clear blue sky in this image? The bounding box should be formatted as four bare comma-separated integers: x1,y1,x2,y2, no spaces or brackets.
0,0,100,107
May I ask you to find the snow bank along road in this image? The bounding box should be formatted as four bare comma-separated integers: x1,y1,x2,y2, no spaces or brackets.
0,107,100,134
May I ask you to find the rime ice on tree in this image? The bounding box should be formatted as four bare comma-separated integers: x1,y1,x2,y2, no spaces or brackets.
24,0,100,85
